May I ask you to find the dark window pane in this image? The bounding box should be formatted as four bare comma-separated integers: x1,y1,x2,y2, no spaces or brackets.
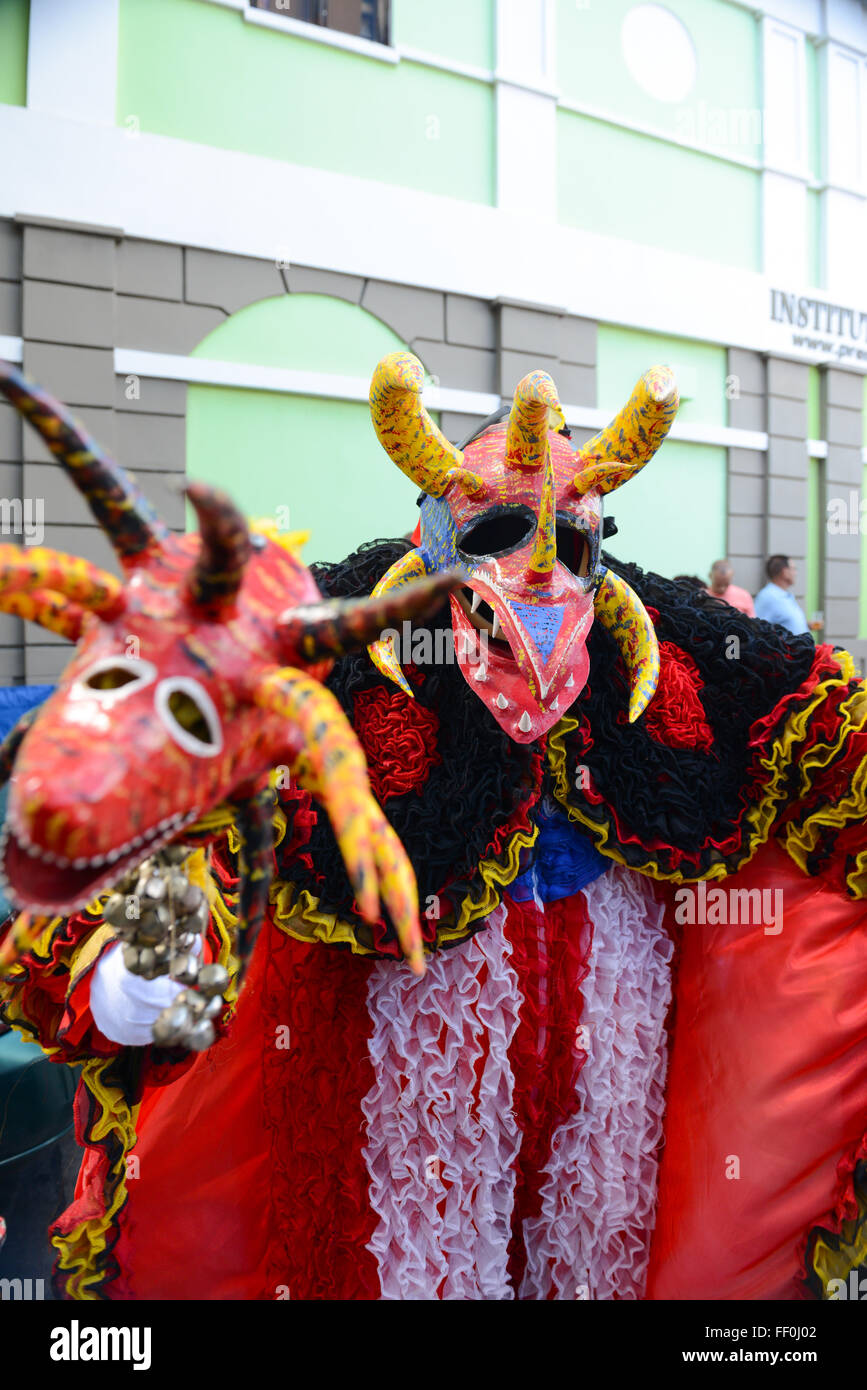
252,0,389,44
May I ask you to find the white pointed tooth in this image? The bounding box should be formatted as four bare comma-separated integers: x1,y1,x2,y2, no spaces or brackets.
92,854,106,868
549,696,559,712
473,663,487,682
470,591,482,614
565,673,575,688
491,612,501,639
518,711,532,733
496,693,509,710
73,857,89,870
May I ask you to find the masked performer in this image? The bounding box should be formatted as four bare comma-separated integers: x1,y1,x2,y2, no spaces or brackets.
0,353,865,1303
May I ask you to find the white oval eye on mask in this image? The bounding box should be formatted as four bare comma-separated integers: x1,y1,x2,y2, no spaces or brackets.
155,677,223,758
72,655,158,704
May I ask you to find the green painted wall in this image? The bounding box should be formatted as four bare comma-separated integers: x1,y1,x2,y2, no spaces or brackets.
0,0,29,108
806,189,822,289
598,324,727,427
117,0,494,204
557,0,760,162
805,38,821,182
597,325,726,577
187,388,420,565
187,294,425,565
191,292,409,375
603,440,726,580
392,0,494,70
558,112,760,271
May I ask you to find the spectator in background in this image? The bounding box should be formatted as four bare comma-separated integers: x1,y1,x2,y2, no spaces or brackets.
706,559,756,617
754,555,822,636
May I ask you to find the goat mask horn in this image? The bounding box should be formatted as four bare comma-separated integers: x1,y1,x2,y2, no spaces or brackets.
185,480,252,611
0,359,168,562
572,366,679,495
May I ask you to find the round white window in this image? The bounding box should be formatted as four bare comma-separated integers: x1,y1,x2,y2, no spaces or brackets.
621,5,697,104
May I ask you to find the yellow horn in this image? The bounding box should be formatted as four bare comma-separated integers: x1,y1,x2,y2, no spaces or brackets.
527,444,557,580
369,352,486,499
367,547,431,696
505,371,566,471
573,366,678,496
593,569,659,722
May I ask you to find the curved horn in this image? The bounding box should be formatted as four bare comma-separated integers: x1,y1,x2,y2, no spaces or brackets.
526,445,557,581
0,590,86,641
279,569,459,664
185,482,251,611
0,360,169,563
505,370,566,471
593,568,659,723
0,545,123,616
573,366,678,496
370,353,486,499
366,547,432,696
253,665,424,975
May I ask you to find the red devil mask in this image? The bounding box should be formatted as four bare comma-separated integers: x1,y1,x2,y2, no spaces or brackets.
367,355,679,743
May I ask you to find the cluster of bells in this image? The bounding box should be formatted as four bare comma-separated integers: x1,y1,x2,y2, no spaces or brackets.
102,845,229,1052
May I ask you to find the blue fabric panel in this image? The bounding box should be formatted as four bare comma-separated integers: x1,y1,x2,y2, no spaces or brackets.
0,684,53,741
510,809,610,904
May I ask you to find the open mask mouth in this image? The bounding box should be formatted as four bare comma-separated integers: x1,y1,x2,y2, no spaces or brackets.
457,587,514,651
0,806,203,915
449,589,592,744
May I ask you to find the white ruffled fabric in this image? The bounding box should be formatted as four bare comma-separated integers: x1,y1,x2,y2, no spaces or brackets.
361,904,522,1299
518,864,673,1300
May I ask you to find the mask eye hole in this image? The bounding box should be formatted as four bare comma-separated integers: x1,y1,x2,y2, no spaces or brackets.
156,678,223,758
75,656,157,702
556,525,590,577
457,507,536,560
86,667,137,691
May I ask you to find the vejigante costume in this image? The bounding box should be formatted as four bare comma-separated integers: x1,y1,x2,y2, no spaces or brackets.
0,353,865,1301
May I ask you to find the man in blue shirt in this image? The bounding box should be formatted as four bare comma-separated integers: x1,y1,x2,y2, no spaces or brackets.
754,555,819,636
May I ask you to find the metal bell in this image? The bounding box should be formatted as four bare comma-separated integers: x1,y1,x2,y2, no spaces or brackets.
197,963,230,998
186,1018,216,1052
170,953,199,986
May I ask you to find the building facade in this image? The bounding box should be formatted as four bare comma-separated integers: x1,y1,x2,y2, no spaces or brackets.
1,0,867,682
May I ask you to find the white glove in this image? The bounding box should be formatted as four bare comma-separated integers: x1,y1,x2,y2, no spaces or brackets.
90,940,195,1047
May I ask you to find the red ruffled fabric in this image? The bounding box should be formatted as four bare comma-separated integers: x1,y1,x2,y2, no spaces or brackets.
799,1130,867,1295
352,682,441,803
643,641,714,754
262,921,381,1299
569,643,849,872
502,893,593,1295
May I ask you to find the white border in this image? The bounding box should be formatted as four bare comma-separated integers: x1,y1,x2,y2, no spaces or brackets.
0,336,23,363
114,347,772,451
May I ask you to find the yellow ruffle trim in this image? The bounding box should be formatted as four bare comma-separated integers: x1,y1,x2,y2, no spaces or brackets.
547,653,858,885
812,1181,867,1298
780,680,867,897
51,1057,141,1300
270,820,539,956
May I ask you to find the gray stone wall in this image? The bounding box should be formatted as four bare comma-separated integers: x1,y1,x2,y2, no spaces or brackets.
727,348,767,597
824,368,864,668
